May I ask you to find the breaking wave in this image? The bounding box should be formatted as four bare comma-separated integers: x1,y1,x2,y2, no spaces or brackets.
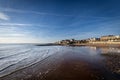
0,44,62,77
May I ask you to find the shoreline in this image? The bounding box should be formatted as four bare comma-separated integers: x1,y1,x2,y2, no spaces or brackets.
0,45,120,80
58,43,120,48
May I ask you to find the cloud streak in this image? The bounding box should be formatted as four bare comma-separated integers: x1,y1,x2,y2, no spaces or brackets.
0,7,72,17
0,37,41,43
2,7,120,19
0,12,9,20
0,23,31,26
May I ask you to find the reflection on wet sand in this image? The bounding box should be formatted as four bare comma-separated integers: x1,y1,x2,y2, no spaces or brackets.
102,54,120,74
89,47,120,75
23,51,105,80
99,47,120,75
0,46,120,80
100,47,120,54
36,60,104,80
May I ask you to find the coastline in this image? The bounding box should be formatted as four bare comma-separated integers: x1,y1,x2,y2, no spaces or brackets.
58,42,120,48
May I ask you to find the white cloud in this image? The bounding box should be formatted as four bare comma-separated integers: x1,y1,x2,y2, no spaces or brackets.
0,7,72,17
0,22,51,29
0,23,31,26
0,22,45,43
0,12,9,20
0,37,41,43
2,8,120,18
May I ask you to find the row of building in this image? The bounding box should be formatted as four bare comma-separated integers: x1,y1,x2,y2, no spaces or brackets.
56,35,120,45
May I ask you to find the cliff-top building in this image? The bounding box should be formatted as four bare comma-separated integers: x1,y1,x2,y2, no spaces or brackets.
100,35,120,41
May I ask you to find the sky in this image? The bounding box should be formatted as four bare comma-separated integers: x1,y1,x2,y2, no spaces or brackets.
0,0,120,43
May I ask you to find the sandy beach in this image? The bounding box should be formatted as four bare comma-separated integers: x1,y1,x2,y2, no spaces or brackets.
0,45,120,80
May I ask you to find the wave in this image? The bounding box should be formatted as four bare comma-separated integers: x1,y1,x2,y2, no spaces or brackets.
0,58,28,72
0,45,32,58
0,45,62,77
0,49,32,60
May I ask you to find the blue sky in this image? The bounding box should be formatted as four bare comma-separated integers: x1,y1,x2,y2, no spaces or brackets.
0,0,120,43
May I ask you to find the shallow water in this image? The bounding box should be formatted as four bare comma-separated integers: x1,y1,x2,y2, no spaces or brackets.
0,44,120,80
0,44,62,77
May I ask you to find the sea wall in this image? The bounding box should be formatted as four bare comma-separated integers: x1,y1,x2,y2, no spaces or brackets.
89,41,120,44
69,41,120,47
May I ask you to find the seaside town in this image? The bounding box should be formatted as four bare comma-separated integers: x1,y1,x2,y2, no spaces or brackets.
56,35,120,46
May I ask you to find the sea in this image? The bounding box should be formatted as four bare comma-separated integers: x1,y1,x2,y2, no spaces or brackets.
0,44,120,80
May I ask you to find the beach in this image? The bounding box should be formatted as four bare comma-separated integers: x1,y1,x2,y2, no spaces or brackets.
0,45,120,80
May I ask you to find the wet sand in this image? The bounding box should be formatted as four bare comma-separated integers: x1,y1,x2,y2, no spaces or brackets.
0,47,120,80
